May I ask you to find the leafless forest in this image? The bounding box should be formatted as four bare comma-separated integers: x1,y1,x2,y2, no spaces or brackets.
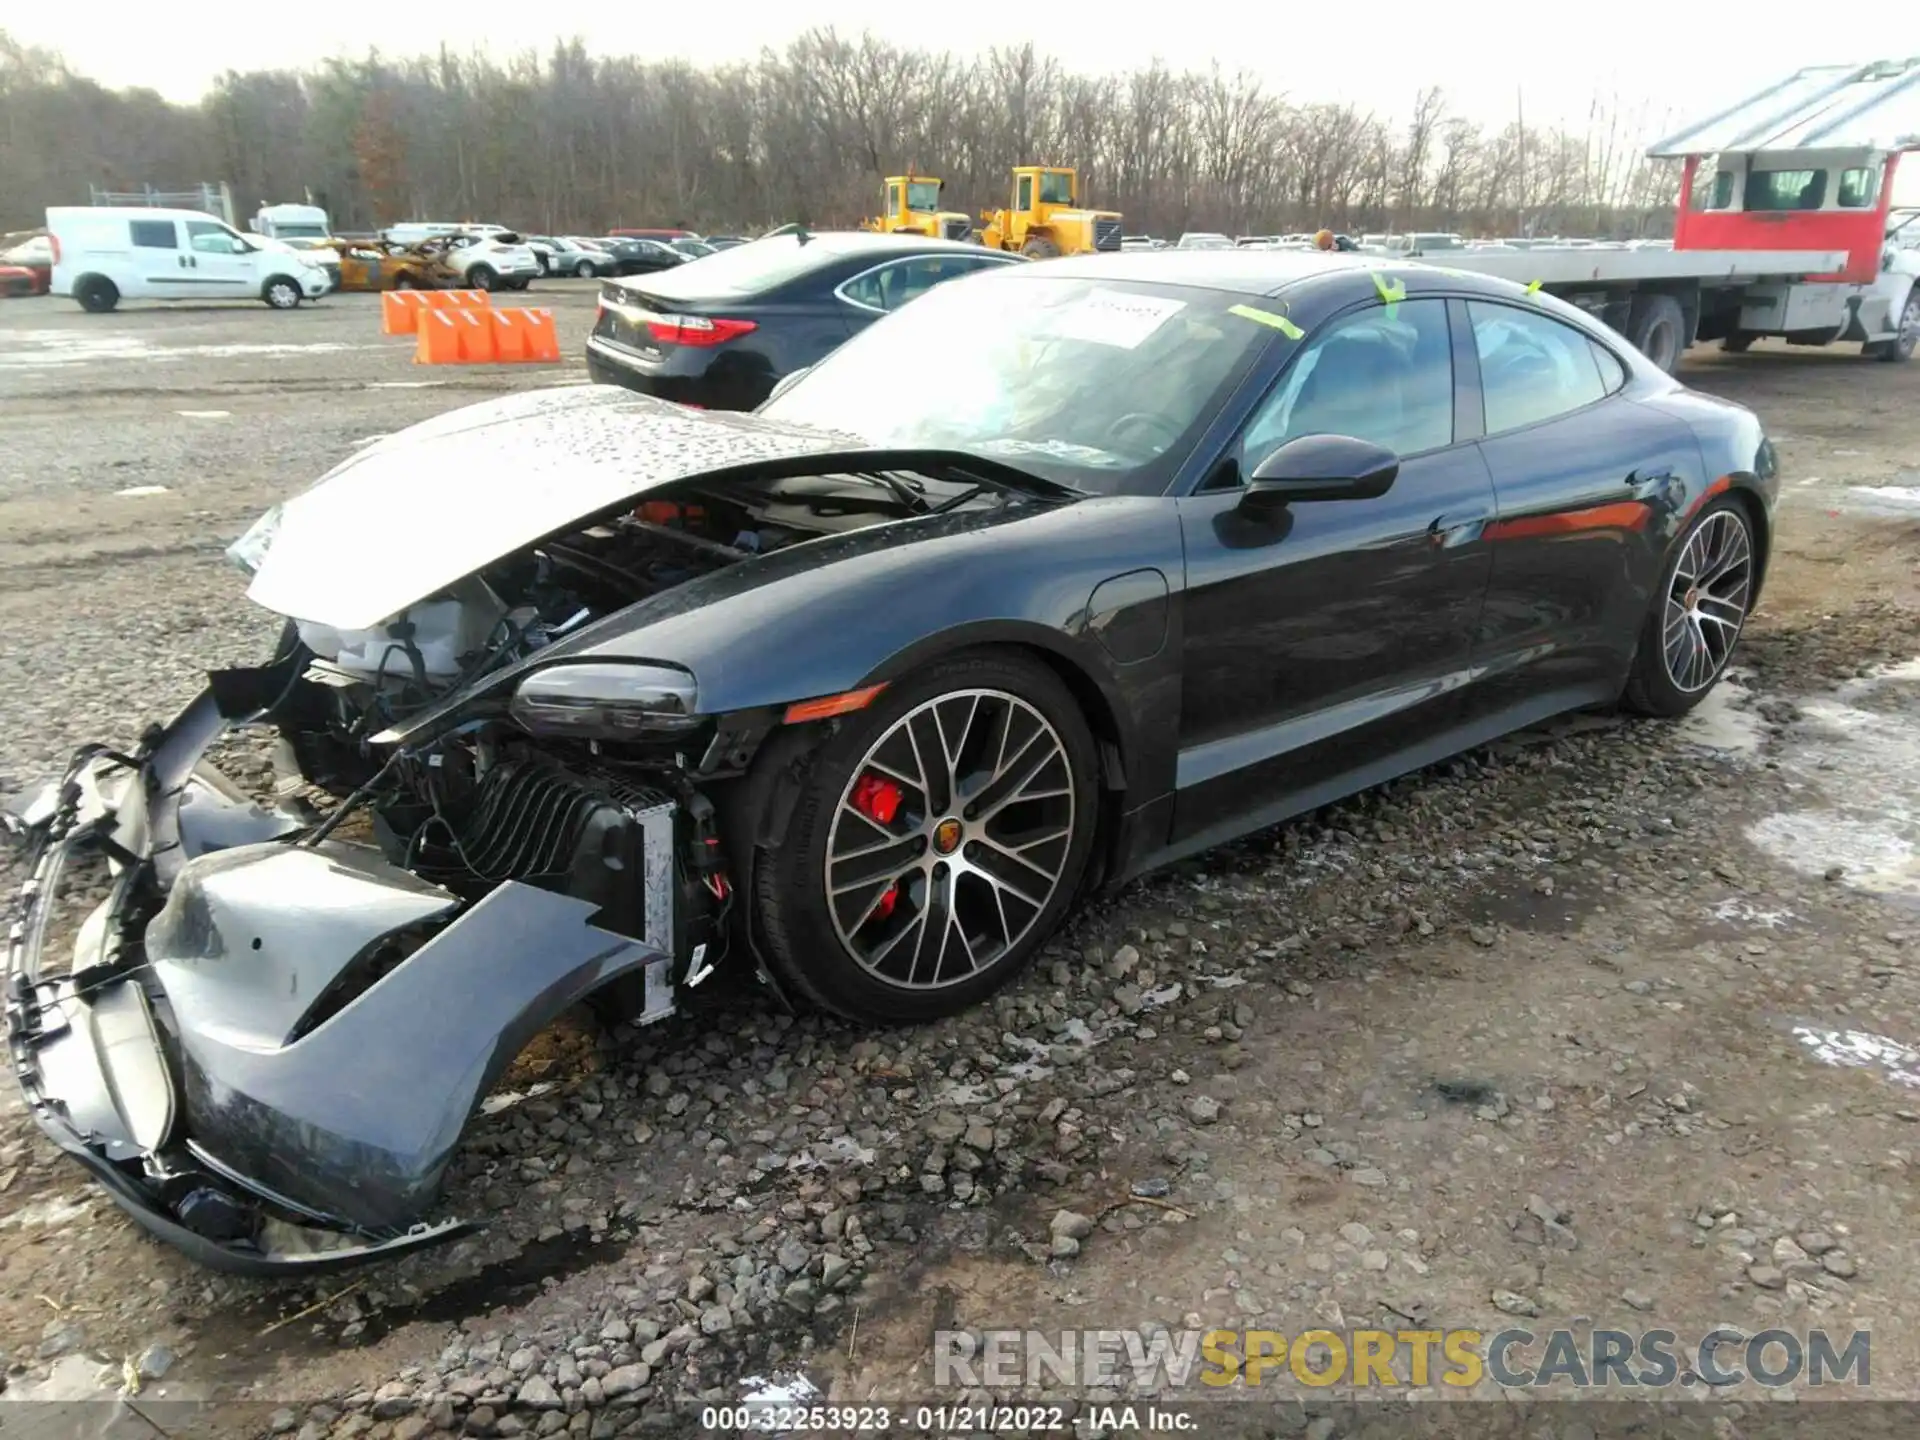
1,27,1684,238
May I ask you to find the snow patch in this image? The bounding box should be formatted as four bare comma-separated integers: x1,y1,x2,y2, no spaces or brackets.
1791,1026,1920,1087
1672,669,1764,757
1746,660,1920,903
1710,897,1798,930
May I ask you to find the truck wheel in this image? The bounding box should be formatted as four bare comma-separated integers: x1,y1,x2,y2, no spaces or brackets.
469,266,498,292
263,276,303,310
1721,331,1755,353
1865,291,1919,363
75,276,119,313
1022,235,1061,259
1626,293,1686,374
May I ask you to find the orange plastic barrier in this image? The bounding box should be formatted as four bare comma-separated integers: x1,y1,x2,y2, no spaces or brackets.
414,309,498,365
380,290,432,335
485,307,562,363
490,309,528,362
432,289,490,310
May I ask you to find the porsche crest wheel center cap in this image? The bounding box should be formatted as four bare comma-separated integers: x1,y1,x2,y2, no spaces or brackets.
932,817,964,855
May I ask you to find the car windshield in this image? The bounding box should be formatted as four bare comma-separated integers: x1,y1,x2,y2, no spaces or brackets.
906,181,941,211
273,223,329,238
760,275,1275,494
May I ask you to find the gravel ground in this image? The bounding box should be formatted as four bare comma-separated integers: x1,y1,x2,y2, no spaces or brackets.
2,289,1919,1435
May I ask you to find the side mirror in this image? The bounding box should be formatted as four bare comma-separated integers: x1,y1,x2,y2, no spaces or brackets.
1240,434,1400,511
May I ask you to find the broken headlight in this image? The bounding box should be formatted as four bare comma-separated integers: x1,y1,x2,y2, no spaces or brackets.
508,662,701,738
226,504,284,575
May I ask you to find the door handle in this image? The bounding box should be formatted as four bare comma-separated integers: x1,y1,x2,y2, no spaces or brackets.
1426,513,1483,548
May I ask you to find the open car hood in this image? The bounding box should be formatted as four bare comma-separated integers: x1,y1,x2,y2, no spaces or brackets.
244,386,864,631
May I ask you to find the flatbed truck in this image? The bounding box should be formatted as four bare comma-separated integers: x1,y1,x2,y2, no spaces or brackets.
1384,57,1920,372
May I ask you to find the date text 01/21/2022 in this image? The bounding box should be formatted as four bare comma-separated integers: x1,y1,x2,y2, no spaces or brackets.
698,1403,1175,1432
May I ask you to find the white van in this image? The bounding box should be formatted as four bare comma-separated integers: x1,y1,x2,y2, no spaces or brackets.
46,206,332,312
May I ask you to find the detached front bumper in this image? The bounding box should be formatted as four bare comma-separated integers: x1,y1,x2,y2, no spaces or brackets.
5,684,676,1274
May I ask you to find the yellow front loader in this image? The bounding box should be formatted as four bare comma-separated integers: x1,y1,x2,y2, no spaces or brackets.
860,175,975,242
977,166,1123,257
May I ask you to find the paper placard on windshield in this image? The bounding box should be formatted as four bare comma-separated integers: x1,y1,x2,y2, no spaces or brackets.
1043,289,1186,349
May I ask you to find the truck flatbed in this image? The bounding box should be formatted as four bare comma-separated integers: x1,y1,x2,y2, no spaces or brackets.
1405,246,1851,286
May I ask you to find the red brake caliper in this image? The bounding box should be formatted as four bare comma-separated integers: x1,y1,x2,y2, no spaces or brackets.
850,774,904,922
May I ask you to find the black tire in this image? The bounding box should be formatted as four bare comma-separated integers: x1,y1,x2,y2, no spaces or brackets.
573,259,596,278
1721,331,1755,353
263,276,302,310
1621,496,1756,718
393,272,418,290
753,648,1100,1025
75,276,119,313
1022,234,1061,259
468,265,497,292
1864,290,1919,363
1626,293,1686,373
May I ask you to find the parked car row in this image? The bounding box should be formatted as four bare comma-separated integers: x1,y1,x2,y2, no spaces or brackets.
15,209,765,307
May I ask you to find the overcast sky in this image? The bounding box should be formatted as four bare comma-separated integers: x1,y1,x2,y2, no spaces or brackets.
12,1,1910,136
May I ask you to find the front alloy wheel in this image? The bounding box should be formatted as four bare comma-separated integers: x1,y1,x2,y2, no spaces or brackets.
826,690,1075,990
753,651,1099,1023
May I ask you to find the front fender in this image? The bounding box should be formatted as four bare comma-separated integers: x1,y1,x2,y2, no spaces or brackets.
573,494,1188,796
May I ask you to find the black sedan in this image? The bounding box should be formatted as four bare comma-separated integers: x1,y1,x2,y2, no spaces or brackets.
5,252,1773,1273
594,236,687,277
585,230,1023,410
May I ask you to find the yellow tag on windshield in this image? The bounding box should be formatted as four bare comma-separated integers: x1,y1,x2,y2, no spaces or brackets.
1228,304,1305,339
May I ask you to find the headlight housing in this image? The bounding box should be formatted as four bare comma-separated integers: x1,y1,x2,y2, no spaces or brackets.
226,504,284,575
509,662,701,738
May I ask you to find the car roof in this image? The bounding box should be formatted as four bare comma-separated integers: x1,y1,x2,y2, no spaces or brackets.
760,230,992,258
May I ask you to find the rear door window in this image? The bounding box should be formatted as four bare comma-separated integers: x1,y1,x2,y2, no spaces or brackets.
840,255,1014,313
130,220,178,249
1468,301,1613,434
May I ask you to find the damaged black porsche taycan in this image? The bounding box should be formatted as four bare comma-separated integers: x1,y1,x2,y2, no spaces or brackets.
6,252,1777,1273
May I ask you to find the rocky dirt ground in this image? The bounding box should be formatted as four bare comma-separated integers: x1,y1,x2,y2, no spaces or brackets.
1,288,1918,1437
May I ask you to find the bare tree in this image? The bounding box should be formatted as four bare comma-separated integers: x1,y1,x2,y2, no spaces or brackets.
0,25,1681,240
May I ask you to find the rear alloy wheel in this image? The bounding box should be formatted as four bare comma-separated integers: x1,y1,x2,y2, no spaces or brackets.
1622,498,1755,717
754,651,1099,1024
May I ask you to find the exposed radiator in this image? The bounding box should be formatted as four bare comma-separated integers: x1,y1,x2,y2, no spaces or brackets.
412,755,676,955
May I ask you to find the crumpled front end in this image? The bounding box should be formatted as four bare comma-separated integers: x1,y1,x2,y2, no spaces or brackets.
4,682,678,1275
